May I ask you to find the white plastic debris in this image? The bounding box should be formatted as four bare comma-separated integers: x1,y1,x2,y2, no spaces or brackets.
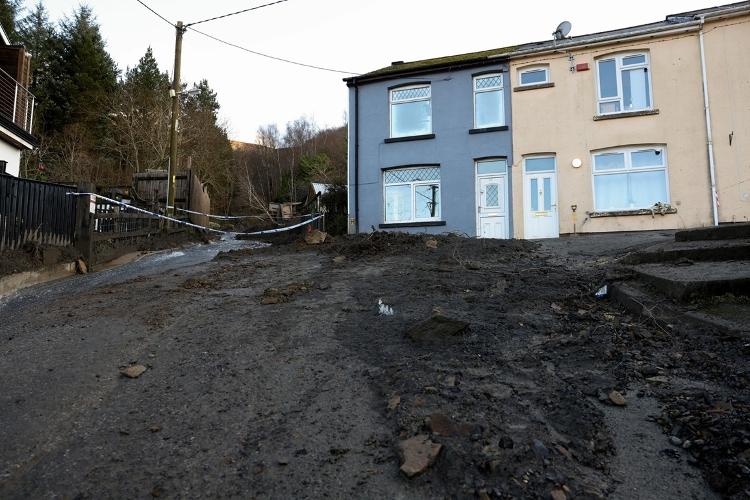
595,285,608,299
378,298,394,316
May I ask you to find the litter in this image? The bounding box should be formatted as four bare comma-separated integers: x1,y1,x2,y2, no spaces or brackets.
378,298,394,316
595,285,608,299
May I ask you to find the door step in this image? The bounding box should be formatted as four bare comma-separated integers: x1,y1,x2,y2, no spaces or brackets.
630,260,750,301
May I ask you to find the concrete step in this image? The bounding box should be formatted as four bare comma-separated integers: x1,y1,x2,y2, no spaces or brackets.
675,223,750,242
620,239,750,265
630,260,750,301
609,281,749,336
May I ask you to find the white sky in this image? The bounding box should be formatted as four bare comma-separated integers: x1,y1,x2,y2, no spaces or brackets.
36,0,717,143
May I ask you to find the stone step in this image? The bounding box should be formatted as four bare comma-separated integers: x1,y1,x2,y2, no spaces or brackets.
630,260,750,301
620,239,750,265
675,223,750,242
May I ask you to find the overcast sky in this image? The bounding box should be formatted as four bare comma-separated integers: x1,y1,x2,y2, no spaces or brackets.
37,0,717,143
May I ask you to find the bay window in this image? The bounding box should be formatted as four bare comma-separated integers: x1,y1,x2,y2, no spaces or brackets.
592,147,669,211
597,53,652,114
390,85,432,138
383,166,441,222
473,73,504,128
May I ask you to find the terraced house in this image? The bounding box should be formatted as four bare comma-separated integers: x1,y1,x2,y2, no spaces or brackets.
345,2,750,238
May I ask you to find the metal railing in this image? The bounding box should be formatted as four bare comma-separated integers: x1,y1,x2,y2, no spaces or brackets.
0,66,34,134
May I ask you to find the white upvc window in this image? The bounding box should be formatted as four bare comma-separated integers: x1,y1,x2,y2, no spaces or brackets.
473,73,504,128
596,53,652,114
383,166,441,222
592,146,669,211
519,66,549,86
390,84,432,138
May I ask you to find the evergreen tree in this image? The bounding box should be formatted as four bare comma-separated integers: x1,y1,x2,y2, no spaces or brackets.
45,6,118,134
17,2,59,134
0,0,22,40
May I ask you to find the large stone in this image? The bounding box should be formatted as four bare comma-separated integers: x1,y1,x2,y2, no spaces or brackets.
608,390,626,406
398,435,442,478
121,364,146,378
406,315,469,342
305,229,328,245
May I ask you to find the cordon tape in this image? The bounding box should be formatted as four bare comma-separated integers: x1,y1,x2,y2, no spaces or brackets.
67,193,323,237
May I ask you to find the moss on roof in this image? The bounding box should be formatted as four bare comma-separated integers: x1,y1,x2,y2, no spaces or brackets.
358,44,518,80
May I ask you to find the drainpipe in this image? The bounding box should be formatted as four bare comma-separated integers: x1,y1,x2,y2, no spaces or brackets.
354,80,360,233
697,15,719,226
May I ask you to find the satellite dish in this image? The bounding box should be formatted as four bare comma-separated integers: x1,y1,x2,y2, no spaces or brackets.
553,21,572,40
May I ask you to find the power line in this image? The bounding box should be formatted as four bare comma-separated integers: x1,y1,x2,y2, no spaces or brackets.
134,0,174,27
187,26,361,75
185,0,290,27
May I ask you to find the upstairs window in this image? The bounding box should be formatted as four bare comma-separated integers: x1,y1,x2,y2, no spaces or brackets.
597,53,652,114
390,85,432,138
383,166,441,222
519,66,549,86
592,147,669,211
473,73,504,128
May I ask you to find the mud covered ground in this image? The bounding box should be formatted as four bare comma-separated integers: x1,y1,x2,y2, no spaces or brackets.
1,232,748,499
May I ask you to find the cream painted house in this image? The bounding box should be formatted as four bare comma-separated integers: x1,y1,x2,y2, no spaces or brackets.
509,2,750,238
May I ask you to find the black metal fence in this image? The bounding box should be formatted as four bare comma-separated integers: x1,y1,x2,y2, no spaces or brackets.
0,174,77,251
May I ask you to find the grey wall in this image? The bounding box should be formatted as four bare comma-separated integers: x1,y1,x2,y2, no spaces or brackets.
347,63,513,236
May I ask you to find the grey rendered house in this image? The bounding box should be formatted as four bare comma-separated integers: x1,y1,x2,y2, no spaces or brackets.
345,48,515,238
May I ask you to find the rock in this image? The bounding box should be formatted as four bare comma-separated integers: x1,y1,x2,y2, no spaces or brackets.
427,413,473,437
532,439,549,460
425,239,438,249
465,261,481,270
670,436,683,446
550,488,567,500
148,425,161,433
333,255,346,264
76,258,88,274
305,229,328,245
398,435,442,478
550,303,564,314
442,375,456,387
478,490,491,500
121,364,146,379
387,394,401,411
608,390,626,406
424,386,438,394
406,315,469,342
498,435,514,449
646,376,669,384
277,458,289,465
261,295,283,305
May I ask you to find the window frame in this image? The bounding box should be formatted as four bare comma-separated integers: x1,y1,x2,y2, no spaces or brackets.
518,65,550,87
389,83,432,139
591,146,670,212
382,166,441,223
595,52,653,115
473,73,505,129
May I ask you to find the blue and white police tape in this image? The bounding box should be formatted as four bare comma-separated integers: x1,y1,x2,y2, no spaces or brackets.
67,193,323,237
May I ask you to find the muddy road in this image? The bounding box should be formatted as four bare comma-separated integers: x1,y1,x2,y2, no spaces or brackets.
0,232,747,499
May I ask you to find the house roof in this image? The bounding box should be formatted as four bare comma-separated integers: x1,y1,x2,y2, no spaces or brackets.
346,1,749,85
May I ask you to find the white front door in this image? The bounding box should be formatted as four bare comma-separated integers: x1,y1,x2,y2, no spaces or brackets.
524,169,559,239
477,175,507,239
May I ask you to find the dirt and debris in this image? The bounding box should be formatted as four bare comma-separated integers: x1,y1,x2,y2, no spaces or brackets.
1,231,747,498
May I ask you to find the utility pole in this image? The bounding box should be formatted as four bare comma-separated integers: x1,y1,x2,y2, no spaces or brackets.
167,21,185,217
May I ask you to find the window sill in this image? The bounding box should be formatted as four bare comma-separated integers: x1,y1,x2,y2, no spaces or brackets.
469,125,508,134
379,220,446,229
513,82,555,92
593,109,659,121
384,134,435,144
587,207,677,218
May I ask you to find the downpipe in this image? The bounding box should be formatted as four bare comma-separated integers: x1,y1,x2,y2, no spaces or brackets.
697,14,720,226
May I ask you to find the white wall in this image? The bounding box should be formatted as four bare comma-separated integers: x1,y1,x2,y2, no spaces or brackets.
0,140,21,176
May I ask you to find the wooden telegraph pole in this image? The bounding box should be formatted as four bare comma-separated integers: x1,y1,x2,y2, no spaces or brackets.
167,21,185,217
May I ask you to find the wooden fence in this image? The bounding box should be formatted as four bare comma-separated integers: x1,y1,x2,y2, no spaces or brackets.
0,174,77,251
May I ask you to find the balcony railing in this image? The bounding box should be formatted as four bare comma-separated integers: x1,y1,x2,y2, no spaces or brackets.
0,66,35,136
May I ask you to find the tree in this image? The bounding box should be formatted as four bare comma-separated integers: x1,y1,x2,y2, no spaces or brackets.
17,2,59,135
44,6,118,135
0,0,22,40
104,47,171,173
